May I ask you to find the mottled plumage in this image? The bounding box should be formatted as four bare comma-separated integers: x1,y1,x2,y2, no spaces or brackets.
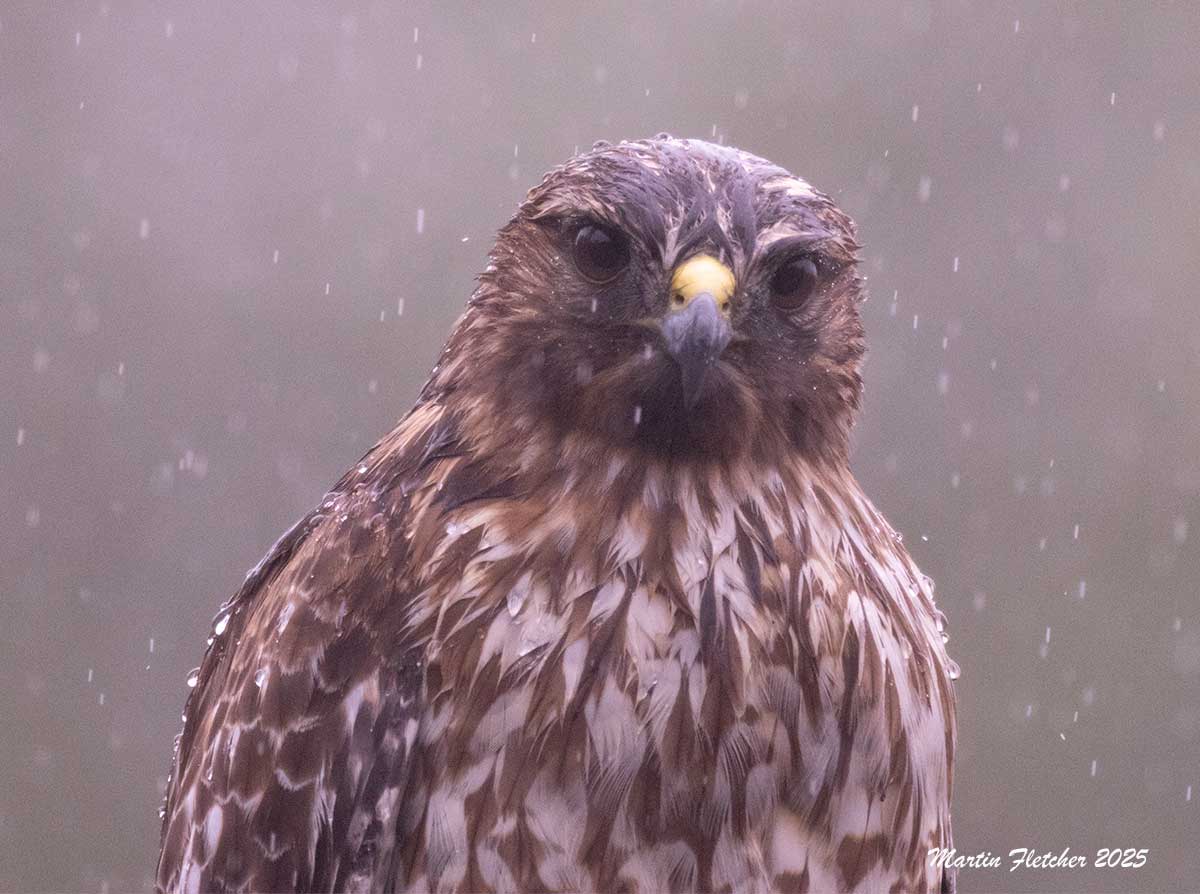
157,137,957,893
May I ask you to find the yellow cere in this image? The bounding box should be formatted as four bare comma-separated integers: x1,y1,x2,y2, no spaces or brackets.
669,255,736,312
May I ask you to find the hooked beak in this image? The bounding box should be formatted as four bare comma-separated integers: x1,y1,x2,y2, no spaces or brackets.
662,255,735,408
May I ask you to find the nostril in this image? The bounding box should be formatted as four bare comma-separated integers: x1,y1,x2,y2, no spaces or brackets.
671,292,687,308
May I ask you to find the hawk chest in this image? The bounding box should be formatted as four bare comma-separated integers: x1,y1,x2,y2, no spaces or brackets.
398,508,953,892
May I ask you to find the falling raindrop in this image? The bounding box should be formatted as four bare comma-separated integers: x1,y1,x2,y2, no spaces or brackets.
254,667,268,688
507,575,531,617
1173,517,1188,544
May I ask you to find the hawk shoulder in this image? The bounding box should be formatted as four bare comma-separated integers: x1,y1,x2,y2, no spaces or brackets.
156,406,452,892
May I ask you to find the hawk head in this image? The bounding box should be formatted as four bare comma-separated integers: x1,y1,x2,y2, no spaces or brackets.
432,137,864,464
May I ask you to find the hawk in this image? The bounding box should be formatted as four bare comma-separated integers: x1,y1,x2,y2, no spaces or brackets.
157,137,957,893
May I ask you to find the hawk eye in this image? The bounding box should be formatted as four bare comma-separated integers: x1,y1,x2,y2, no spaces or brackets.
572,224,630,283
769,257,820,309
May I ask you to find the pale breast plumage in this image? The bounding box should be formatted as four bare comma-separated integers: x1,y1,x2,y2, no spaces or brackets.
402,443,952,892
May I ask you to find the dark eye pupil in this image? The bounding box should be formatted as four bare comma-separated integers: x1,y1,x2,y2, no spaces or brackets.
574,224,630,282
770,258,819,308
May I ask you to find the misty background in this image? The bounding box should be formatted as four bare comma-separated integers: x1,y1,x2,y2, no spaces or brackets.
2,2,1198,891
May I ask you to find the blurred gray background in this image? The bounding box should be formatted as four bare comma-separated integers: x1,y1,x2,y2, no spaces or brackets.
2,1,1198,891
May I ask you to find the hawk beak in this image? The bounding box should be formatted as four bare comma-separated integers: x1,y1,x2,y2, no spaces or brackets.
663,255,735,409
